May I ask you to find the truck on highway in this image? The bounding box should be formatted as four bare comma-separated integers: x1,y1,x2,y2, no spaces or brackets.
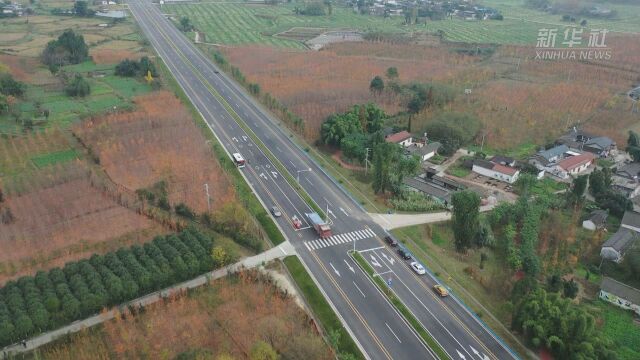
306,212,332,238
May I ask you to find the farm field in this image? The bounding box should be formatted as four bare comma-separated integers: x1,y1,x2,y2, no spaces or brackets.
31,270,332,360
221,42,479,140
590,300,640,360
167,2,640,49
220,33,640,150
0,13,152,135
0,12,249,287
484,0,640,34
73,91,236,213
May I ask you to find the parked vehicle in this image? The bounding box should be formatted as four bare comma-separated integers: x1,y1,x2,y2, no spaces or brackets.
433,284,449,297
410,262,426,275
397,248,411,260
385,235,398,247
306,212,332,238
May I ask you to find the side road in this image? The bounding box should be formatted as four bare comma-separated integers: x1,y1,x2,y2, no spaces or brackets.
369,204,498,230
1,242,295,358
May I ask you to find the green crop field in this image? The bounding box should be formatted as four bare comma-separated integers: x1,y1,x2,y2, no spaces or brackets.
0,62,153,136
594,300,640,360
166,2,639,49
31,148,78,168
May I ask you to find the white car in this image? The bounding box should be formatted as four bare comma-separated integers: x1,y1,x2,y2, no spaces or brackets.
410,262,426,275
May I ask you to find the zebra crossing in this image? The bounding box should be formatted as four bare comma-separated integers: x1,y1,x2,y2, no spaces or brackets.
304,228,376,251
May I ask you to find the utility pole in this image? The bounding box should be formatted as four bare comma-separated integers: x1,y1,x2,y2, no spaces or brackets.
365,148,372,175
204,183,211,211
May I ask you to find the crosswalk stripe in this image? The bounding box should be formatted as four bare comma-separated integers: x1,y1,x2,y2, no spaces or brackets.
305,229,382,251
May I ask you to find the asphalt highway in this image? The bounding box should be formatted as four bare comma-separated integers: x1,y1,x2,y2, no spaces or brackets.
127,1,520,359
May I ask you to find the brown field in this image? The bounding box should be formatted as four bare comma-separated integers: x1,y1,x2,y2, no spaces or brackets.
0,162,162,284
223,36,640,150
74,91,235,213
222,42,478,140
40,271,332,360
91,49,141,65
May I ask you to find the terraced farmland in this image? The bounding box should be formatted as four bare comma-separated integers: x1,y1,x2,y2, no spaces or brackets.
167,2,640,49
161,4,531,47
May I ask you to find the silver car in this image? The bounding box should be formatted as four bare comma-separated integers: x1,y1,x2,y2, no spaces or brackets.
271,206,282,217
410,262,426,275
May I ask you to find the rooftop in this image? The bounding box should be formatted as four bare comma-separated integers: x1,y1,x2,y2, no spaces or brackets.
385,131,412,144
585,136,615,149
622,210,640,229
403,177,451,202
557,152,595,171
601,277,640,305
586,210,608,226
537,144,569,161
617,163,640,179
473,159,518,176
407,142,441,156
602,228,637,252
490,155,515,166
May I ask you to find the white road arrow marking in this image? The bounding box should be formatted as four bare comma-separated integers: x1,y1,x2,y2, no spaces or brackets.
469,346,489,360
343,259,355,273
381,253,395,265
329,262,340,277
370,255,381,268
271,171,278,179
232,137,238,142
259,173,268,180
340,207,349,216
457,350,466,359
241,135,248,142
327,209,336,219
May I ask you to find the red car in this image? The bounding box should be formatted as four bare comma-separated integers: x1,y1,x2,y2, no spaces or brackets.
292,215,302,229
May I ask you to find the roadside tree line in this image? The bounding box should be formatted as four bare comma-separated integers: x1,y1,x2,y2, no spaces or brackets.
0,228,228,347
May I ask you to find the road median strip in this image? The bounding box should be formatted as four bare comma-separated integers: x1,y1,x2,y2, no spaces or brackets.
283,256,364,359
161,32,327,220
350,251,449,360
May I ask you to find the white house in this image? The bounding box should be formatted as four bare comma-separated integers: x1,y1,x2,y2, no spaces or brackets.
552,152,595,179
385,131,413,147
472,159,520,184
406,142,441,162
600,277,640,316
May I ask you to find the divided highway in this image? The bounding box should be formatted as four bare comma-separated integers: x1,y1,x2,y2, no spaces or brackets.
127,1,519,359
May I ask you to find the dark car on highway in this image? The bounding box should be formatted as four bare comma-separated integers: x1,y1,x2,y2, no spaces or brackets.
385,235,398,247
397,248,411,260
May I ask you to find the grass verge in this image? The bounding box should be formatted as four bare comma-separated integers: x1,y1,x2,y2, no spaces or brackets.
163,42,326,220
155,49,285,246
351,251,448,360
283,256,364,359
